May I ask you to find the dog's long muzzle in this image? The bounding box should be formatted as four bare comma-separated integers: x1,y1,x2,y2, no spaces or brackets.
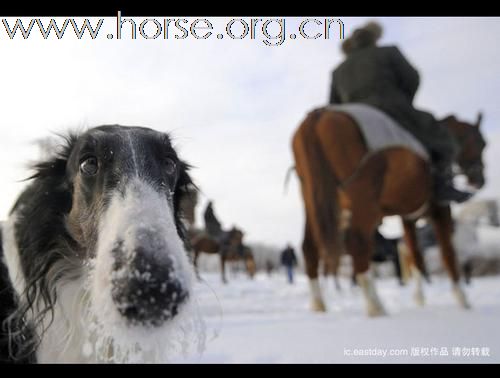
111,228,189,327
97,179,191,328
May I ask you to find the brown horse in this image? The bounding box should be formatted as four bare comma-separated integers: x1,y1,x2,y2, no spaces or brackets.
292,108,486,316
189,227,256,283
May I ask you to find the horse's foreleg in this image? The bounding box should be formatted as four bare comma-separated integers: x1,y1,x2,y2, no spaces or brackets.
220,255,228,284
348,224,387,317
334,274,342,292
355,269,386,317
303,218,326,312
193,250,202,281
397,241,412,284
430,204,471,309
402,219,427,306
392,249,404,286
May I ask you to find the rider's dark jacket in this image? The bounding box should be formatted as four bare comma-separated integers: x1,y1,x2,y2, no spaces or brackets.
329,44,458,164
204,203,222,238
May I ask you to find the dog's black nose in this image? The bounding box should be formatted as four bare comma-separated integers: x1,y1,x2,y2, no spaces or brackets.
111,243,189,327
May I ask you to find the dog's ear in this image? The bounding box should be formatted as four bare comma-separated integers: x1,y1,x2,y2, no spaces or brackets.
176,160,194,195
12,133,79,216
173,160,197,241
6,132,82,360
27,133,79,182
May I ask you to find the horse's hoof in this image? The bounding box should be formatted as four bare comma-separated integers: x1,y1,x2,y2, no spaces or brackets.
461,301,472,310
456,293,472,310
414,292,425,307
366,305,387,317
453,285,471,309
311,299,326,312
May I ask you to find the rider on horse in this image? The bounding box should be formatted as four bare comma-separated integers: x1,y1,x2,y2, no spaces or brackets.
204,201,223,238
328,21,472,204
203,201,235,253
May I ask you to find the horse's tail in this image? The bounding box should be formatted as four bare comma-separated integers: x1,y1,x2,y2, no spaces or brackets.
283,165,296,195
293,109,341,259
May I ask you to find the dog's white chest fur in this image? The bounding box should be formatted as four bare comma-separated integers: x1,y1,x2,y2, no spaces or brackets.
36,278,92,362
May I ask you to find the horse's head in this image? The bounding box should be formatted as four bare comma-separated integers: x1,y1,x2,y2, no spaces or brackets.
227,226,244,248
442,112,487,189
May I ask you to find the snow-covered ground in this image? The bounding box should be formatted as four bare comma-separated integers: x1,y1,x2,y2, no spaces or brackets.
172,270,500,363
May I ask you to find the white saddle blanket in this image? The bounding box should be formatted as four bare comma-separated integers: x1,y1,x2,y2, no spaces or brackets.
326,103,429,160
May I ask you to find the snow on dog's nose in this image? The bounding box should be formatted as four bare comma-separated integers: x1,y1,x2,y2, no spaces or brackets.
92,178,193,329
111,229,189,327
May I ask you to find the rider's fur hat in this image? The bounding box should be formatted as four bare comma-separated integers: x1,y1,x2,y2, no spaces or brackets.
342,21,383,55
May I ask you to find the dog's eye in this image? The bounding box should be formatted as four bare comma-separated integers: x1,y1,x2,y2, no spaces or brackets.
80,156,99,176
165,158,177,176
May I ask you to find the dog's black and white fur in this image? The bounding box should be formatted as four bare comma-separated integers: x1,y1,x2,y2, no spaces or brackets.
0,125,202,363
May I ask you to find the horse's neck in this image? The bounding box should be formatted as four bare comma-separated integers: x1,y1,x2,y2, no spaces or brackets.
443,118,463,145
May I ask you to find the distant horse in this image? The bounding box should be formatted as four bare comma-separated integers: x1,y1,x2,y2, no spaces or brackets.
292,108,486,316
230,244,256,279
189,227,256,283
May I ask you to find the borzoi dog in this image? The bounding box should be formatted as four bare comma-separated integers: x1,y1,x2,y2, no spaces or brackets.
0,125,205,363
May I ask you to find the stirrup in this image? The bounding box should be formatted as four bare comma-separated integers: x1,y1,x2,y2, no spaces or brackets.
434,186,473,205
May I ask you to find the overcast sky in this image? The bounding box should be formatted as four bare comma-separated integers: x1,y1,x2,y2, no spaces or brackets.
0,16,499,248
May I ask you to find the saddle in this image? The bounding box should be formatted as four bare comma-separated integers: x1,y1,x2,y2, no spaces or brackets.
326,103,429,161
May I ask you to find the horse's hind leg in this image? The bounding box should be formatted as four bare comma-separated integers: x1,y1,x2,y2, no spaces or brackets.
303,217,326,312
430,204,471,309
402,219,427,306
